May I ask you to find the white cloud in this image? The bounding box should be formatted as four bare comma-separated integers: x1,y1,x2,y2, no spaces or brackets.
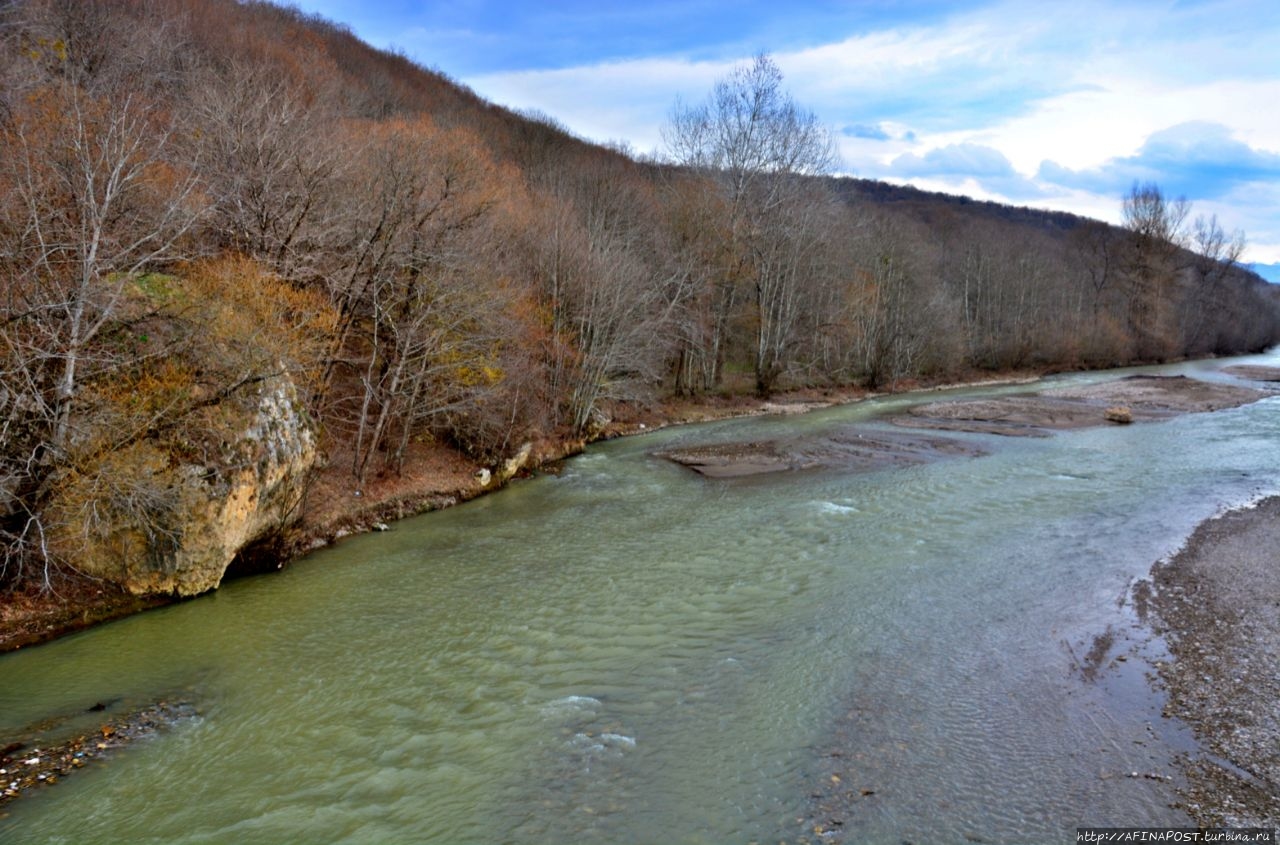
468,57,735,155
983,78,1280,175
1036,122,1280,197
461,0,1280,263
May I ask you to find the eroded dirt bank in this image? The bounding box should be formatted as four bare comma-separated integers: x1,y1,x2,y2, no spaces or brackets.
1147,497,1280,827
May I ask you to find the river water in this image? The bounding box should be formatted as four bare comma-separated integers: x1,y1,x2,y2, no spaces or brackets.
2,354,1278,844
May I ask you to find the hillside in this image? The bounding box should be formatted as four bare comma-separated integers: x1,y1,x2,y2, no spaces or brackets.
2,0,1278,627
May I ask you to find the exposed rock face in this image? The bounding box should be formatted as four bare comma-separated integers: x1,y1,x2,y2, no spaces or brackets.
53,376,318,596
496,442,533,483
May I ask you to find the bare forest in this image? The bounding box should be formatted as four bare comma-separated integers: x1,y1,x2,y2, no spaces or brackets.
2,0,1278,595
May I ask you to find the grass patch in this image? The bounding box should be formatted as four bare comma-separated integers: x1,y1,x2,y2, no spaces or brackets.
127,272,180,302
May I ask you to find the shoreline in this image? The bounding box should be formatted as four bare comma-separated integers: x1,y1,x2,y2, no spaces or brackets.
0,368,1044,653
797,500,1280,840
1146,495,1280,826
0,357,1270,653
1,700,198,812
1,362,1277,826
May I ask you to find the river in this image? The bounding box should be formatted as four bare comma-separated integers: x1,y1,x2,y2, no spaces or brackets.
2,354,1278,844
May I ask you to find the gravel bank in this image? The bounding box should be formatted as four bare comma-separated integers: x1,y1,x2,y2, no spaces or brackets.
1,700,198,815
894,374,1269,437
1221,365,1280,383
1149,496,1280,826
655,428,987,478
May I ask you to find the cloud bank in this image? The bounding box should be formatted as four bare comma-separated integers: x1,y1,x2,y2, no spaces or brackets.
300,0,1280,263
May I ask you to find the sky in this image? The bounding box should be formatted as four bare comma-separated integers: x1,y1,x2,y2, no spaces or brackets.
294,0,1280,278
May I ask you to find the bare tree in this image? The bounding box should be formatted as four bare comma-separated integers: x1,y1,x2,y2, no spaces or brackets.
2,91,201,431
1067,220,1132,362
313,117,517,486
664,54,837,190
1182,213,1246,353
664,53,839,395
845,215,947,387
1119,181,1190,358
748,180,842,392
657,171,730,395
188,60,347,284
524,154,681,432
0,78,204,586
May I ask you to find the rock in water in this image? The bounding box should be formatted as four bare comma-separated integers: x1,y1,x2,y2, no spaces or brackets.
1104,406,1133,424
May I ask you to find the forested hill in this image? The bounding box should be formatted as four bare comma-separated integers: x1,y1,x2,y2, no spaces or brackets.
831,178,1088,232
2,0,1278,597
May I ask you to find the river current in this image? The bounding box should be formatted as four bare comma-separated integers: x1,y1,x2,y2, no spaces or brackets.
2,353,1278,844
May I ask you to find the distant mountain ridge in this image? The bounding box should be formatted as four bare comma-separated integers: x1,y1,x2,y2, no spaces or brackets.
1250,262,1280,284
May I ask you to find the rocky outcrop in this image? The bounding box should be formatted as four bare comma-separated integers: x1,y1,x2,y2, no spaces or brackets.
50,375,318,596
496,442,533,484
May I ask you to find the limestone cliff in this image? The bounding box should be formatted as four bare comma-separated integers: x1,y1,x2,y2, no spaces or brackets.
49,375,318,596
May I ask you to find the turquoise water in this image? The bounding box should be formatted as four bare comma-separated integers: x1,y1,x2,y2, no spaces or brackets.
2,353,1278,844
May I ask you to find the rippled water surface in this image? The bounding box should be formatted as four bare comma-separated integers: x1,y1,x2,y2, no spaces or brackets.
3,354,1279,844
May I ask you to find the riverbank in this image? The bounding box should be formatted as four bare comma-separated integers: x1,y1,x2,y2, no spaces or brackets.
0,361,1261,653
656,373,1272,477
0,358,1275,835
796,482,1280,842
1147,496,1280,826
0,372,963,653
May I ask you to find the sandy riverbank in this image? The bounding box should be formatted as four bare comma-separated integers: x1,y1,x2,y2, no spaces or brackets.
656,428,989,477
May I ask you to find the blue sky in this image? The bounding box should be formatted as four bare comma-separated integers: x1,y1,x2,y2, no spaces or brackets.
295,0,1280,277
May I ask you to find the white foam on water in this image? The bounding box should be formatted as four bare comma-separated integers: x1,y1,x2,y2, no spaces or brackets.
599,732,636,748
541,695,601,716
568,732,606,753
814,501,859,515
